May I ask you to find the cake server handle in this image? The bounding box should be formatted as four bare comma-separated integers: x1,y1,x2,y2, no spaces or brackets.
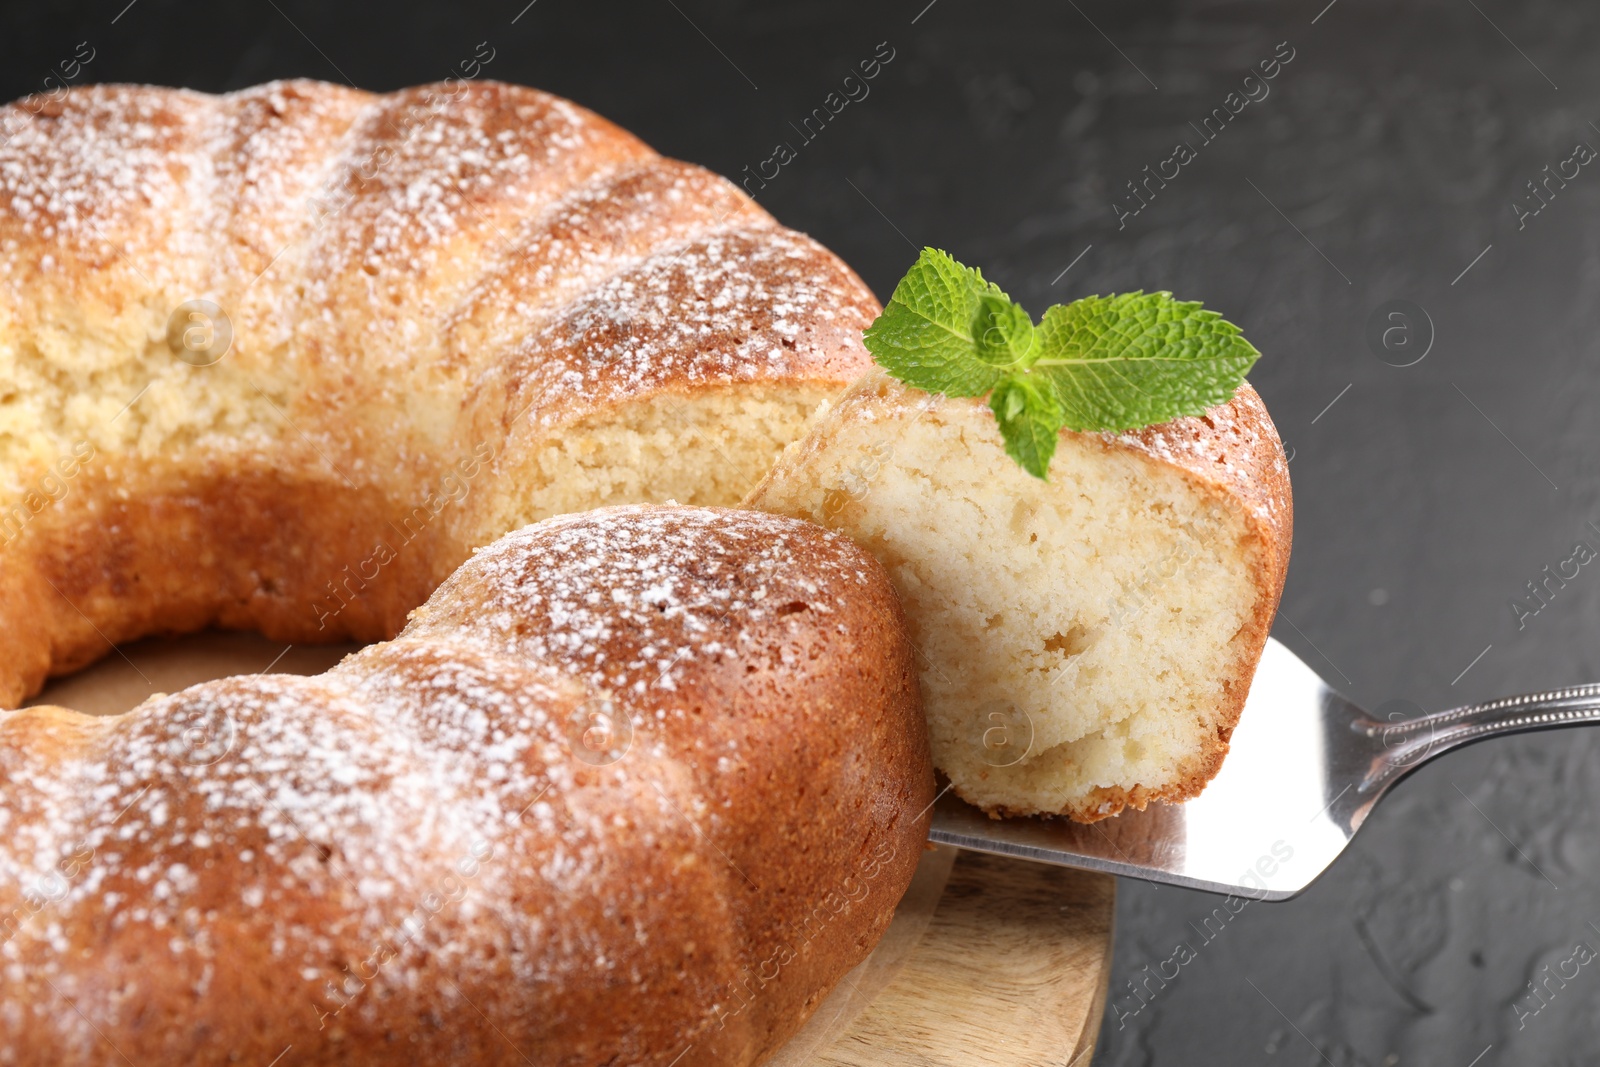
1350,682,1600,796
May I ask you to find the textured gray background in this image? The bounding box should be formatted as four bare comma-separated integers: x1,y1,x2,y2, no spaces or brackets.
4,0,1598,1062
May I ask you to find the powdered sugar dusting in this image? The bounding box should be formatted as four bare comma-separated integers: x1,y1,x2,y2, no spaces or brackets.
415,505,875,695
0,78,879,507
307,82,631,287
504,227,875,427
0,658,691,1053
1109,381,1290,526
0,506,895,1057
0,84,208,296
439,158,763,368
0,76,893,1054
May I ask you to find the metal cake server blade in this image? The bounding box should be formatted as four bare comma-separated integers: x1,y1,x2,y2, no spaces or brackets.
928,637,1600,901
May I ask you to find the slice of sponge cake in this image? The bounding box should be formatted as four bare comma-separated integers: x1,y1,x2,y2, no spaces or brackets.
744,371,1291,822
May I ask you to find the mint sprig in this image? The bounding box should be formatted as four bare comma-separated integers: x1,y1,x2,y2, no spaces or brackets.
862,248,1261,478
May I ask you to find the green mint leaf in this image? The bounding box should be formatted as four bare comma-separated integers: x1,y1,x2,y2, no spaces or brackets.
988,374,1063,480
972,292,1038,369
1031,291,1260,433
862,251,1263,479
863,248,1032,397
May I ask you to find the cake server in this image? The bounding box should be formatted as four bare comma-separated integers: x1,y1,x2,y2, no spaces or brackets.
927,636,1600,900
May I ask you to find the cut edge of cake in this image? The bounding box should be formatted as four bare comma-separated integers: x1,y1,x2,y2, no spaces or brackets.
743,371,1292,822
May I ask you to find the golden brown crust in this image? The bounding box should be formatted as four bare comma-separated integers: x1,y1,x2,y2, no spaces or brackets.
0,79,912,1064
0,506,934,1066
0,79,880,706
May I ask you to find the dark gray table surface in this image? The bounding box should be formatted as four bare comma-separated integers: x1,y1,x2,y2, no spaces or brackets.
5,0,1598,1062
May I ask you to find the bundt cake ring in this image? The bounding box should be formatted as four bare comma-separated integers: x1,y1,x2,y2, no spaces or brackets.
0,504,934,1065
0,80,935,1065
0,78,879,707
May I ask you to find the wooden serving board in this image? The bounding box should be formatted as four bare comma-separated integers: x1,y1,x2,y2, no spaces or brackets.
27,632,1116,1067
780,848,1114,1067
